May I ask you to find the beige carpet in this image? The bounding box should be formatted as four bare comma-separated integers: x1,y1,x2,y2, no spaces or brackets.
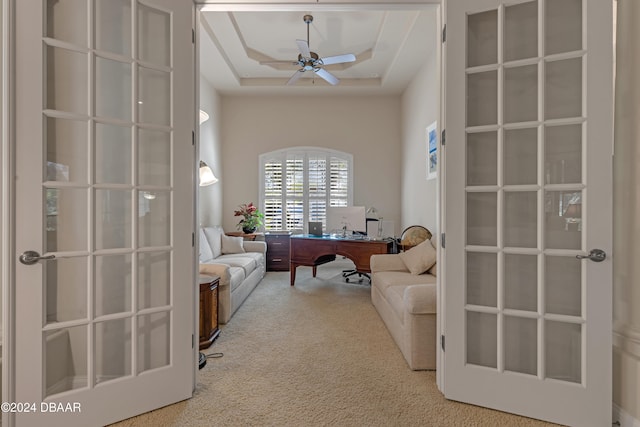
112,259,556,427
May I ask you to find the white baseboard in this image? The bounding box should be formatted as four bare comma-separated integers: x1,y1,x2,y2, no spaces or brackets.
614,403,640,427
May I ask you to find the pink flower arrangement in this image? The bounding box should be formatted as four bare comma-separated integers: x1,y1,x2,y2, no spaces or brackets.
234,202,264,231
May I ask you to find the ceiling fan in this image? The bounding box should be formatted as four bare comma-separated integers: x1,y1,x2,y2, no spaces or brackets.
261,14,356,86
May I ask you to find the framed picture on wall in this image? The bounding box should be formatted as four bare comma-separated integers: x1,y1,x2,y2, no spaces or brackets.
427,121,438,180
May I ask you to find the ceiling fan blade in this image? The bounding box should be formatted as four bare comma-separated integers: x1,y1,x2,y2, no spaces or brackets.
259,60,299,66
286,70,304,85
296,39,311,58
320,53,356,66
314,68,339,86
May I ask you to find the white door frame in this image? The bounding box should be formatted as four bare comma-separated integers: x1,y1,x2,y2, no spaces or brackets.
2,0,198,425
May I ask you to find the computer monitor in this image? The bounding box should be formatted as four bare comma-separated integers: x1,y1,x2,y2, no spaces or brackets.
326,206,367,236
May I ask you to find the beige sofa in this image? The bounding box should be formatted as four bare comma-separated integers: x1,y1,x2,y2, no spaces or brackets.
370,240,437,370
198,226,266,324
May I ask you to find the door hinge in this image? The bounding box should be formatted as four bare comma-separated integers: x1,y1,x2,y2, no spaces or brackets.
192,232,195,247
192,130,195,145
192,28,195,44
441,335,445,351
192,334,195,349
441,129,446,146
442,24,446,43
441,233,445,248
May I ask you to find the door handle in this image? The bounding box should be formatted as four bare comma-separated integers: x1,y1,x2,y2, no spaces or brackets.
19,250,55,265
575,249,606,262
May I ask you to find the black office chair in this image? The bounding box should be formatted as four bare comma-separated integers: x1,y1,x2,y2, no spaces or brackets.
342,219,378,283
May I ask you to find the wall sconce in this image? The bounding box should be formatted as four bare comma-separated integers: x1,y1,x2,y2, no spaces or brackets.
199,161,218,186
199,109,210,125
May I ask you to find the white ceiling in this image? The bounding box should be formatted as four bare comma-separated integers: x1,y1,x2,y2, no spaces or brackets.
199,9,438,96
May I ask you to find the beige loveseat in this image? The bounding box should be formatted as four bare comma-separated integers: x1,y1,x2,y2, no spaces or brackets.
199,226,266,324
370,239,437,370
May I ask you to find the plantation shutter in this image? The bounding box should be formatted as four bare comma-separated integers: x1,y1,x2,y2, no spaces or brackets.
308,155,327,225
259,148,353,232
329,157,349,207
263,160,283,230
285,155,304,230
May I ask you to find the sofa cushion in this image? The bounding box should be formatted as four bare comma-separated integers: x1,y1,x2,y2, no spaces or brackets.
228,266,246,293
222,234,245,254
428,263,437,277
373,271,436,293
199,229,214,263
203,226,223,259
385,285,407,324
215,255,257,277
403,284,437,314
399,240,437,275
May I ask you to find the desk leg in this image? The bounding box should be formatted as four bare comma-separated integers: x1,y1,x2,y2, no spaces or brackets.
290,263,297,286
312,265,317,277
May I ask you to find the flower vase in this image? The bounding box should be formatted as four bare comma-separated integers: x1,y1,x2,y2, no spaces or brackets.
242,226,257,234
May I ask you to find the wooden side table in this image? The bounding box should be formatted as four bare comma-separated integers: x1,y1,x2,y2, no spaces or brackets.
199,274,220,350
225,231,264,241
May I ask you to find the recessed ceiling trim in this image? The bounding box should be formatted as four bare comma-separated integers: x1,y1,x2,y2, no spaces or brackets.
199,3,439,12
382,10,421,85
201,15,241,84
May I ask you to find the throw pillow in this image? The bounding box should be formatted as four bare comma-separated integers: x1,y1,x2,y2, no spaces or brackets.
399,239,436,275
221,234,245,254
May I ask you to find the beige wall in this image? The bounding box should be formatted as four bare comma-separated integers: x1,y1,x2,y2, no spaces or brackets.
219,95,402,233
199,77,223,226
613,0,640,423
400,27,440,236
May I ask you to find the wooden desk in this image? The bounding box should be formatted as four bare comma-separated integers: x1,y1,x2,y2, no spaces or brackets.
289,235,393,286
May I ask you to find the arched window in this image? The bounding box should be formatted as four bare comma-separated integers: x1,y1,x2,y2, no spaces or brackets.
259,147,353,232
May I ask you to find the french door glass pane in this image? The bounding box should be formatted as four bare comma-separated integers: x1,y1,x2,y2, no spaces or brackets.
504,65,538,124
504,1,538,62
467,131,497,186
544,124,582,185
45,257,88,323
138,67,170,125
466,192,497,246
95,123,132,185
96,0,132,57
545,58,582,120
138,4,170,66
504,316,537,375
504,191,537,248
137,312,170,373
504,128,537,185
504,254,537,311
138,190,170,247
95,254,132,316
545,0,582,56
545,255,581,316
466,252,497,307
467,71,498,127
467,10,497,67
45,188,88,252
544,190,581,250
95,189,132,250
45,325,88,397
46,0,88,47
95,319,132,385
96,56,132,121
467,311,497,368
545,320,581,383
138,129,171,186
46,46,88,115
137,251,170,309
46,117,89,184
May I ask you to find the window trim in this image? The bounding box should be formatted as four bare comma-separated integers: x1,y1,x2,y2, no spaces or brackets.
259,146,354,232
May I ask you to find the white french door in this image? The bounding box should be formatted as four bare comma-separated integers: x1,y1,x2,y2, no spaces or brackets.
12,0,195,426
443,0,613,426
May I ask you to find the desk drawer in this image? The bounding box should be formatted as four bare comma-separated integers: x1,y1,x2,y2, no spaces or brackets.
265,233,291,271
